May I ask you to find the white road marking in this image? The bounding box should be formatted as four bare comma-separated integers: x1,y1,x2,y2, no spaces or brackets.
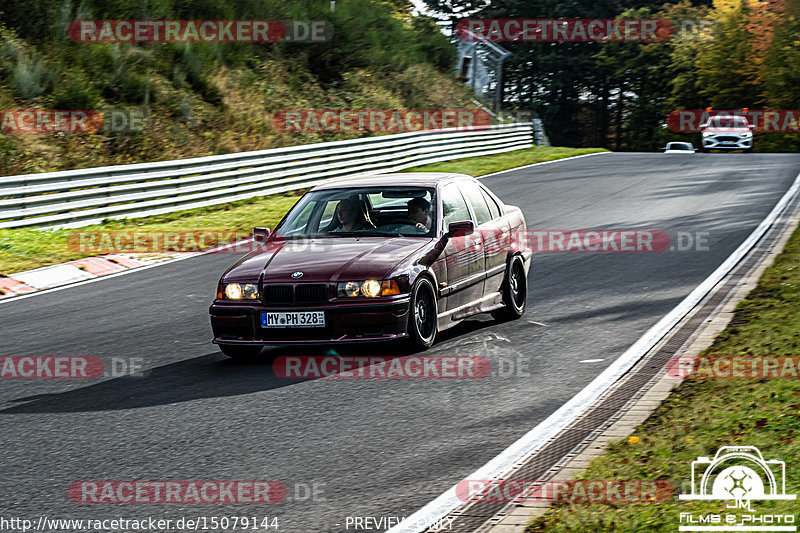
10,263,94,289
579,359,604,363
484,332,510,343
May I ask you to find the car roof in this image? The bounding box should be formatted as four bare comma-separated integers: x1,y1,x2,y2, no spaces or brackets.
312,172,476,189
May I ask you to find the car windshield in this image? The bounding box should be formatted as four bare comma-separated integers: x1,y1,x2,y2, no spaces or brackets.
710,116,748,128
274,186,437,238
667,143,692,150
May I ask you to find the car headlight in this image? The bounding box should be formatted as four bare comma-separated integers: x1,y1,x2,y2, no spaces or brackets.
702,132,714,137
337,279,402,298
361,280,382,297
742,132,752,138
340,281,362,297
222,283,259,300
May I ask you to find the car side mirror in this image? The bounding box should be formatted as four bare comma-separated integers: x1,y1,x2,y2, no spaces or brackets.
420,220,475,266
749,124,755,130
446,220,475,237
253,227,271,243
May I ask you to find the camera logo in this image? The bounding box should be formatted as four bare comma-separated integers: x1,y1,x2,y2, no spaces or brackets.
677,446,796,532
679,446,795,502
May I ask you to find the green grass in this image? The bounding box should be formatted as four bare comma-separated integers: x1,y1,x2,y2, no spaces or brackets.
403,146,607,176
0,146,606,275
0,194,301,275
525,224,800,532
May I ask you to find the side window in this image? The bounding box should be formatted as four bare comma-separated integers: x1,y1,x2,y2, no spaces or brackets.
461,182,493,226
318,200,339,230
480,187,501,219
441,183,472,228
282,201,316,235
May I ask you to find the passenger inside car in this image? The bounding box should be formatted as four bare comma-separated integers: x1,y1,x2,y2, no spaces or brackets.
329,198,372,232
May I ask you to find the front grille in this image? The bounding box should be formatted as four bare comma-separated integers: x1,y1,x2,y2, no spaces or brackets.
717,136,741,142
295,284,328,304
262,284,328,304
263,285,292,304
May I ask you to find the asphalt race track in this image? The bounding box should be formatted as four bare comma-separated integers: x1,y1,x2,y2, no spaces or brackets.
2,152,800,532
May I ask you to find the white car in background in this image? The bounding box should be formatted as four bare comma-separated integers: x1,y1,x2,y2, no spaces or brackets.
700,115,755,152
663,142,697,153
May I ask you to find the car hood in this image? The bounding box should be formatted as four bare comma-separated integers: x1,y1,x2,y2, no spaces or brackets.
223,237,432,283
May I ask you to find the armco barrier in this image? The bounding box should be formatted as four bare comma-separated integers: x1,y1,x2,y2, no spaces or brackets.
0,123,532,229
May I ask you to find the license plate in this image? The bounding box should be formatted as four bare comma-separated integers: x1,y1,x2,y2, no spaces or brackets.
261,311,325,328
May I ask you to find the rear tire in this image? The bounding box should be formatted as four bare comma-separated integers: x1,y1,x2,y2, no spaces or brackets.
219,344,263,360
407,277,438,350
492,256,527,321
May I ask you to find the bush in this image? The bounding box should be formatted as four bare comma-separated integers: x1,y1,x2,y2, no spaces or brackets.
0,137,16,174
101,68,153,104
11,53,50,100
51,73,101,108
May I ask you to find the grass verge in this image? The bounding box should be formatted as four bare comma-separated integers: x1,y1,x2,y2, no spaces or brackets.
0,194,301,275
525,223,800,532
0,146,605,275
402,146,607,176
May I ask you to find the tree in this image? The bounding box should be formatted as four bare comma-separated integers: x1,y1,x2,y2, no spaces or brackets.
695,0,762,108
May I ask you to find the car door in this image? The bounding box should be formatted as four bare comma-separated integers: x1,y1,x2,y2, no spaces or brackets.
439,181,485,311
478,184,511,296
459,181,508,298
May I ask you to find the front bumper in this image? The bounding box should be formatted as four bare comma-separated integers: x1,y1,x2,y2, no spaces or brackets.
702,134,752,150
210,298,411,345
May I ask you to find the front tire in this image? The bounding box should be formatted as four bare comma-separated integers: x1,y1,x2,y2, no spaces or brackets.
407,277,438,350
219,344,263,360
492,255,527,321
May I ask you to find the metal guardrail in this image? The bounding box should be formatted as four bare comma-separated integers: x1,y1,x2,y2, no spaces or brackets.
0,123,532,229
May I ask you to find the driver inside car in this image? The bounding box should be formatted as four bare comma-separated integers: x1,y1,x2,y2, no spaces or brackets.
407,197,432,231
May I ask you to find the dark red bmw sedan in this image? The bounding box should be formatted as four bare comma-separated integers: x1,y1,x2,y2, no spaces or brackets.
209,172,531,358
